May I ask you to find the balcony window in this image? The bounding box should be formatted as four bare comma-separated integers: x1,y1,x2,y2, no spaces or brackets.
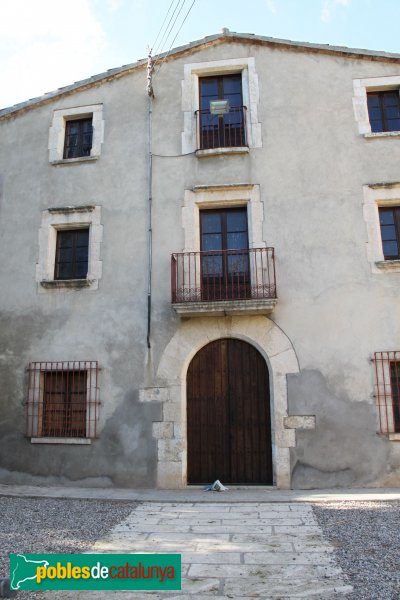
197,74,246,150
200,208,249,300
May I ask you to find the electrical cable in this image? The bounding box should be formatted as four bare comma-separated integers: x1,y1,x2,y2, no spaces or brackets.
153,0,196,77
150,0,175,53
153,0,185,58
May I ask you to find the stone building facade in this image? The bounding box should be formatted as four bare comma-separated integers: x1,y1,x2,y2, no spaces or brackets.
1,31,400,489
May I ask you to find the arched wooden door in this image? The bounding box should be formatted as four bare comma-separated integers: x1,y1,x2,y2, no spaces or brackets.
187,338,272,484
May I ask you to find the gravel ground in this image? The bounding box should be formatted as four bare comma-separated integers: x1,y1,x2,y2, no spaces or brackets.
2,496,399,600
0,496,135,600
312,501,400,600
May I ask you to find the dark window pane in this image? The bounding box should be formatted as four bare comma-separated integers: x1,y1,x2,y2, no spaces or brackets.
387,118,400,131
227,232,248,249
75,247,89,261
202,233,222,251
367,95,380,109
76,230,89,244
386,106,400,119
227,210,247,232
57,263,71,279
368,106,383,120
58,232,73,247
379,210,394,225
370,119,384,133
202,213,221,234
58,248,73,262
381,225,397,241
75,262,88,278
222,76,242,94
200,78,218,96
383,240,399,258
202,255,223,277
383,92,399,107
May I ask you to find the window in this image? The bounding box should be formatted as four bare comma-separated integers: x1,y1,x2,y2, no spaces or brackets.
198,74,246,150
353,76,400,136
379,207,400,259
48,104,104,163
63,118,93,159
181,57,262,154
362,182,400,273
55,228,89,280
200,208,250,299
367,91,400,133
26,361,100,441
373,352,400,435
36,205,103,291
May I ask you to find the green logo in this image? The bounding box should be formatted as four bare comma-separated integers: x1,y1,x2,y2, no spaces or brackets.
10,554,181,591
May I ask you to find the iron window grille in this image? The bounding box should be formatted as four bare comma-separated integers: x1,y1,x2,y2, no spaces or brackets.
367,91,400,133
54,228,89,280
25,361,100,438
63,118,93,159
372,351,400,434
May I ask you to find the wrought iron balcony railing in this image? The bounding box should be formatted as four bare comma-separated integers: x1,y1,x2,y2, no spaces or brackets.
171,247,276,304
196,105,247,150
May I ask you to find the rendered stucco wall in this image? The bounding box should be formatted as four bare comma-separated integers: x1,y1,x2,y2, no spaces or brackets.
1,38,400,488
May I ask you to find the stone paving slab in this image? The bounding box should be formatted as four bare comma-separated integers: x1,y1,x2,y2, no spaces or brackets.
41,501,353,598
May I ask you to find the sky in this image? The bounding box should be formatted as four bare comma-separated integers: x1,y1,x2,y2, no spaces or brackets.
1,0,400,110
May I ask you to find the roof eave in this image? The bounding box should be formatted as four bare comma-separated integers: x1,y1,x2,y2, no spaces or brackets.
1,31,400,120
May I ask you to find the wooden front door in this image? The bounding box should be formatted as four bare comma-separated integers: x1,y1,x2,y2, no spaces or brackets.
187,338,272,484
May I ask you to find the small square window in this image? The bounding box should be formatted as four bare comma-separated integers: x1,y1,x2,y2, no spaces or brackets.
36,205,102,291
49,104,104,163
379,207,400,260
367,91,400,133
26,361,100,439
63,118,93,159
54,228,89,280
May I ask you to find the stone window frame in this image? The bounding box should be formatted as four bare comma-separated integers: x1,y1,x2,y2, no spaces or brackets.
181,57,262,155
36,205,103,291
362,182,400,273
353,75,400,138
48,104,104,164
182,183,265,252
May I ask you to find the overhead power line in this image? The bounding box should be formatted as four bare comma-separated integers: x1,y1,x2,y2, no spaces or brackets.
150,0,175,54
153,0,196,77
153,0,185,58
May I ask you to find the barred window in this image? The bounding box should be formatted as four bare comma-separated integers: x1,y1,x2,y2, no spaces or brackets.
373,351,400,434
26,362,99,439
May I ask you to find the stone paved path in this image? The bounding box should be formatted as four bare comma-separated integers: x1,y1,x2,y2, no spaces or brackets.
44,502,353,599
